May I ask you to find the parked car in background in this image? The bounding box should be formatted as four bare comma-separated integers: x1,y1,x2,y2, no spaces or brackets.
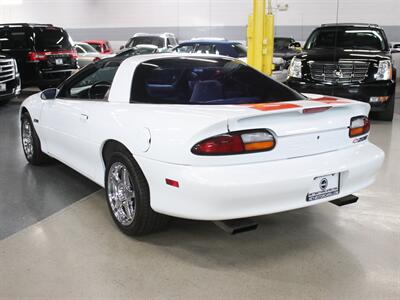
120,33,178,52
173,39,288,82
274,37,301,67
74,42,111,68
114,45,158,58
287,23,396,121
0,23,78,90
391,42,400,80
84,40,113,54
20,54,384,235
0,54,21,105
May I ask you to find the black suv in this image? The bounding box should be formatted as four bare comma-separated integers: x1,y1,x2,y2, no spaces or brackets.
0,54,21,104
0,23,78,90
287,23,396,121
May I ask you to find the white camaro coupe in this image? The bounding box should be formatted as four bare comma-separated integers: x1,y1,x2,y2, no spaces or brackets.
20,54,384,235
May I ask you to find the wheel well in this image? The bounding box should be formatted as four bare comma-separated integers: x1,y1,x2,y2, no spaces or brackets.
102,140,131,166
21,107,28,118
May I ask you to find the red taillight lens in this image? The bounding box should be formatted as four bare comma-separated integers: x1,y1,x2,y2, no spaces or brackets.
349,116,370,138
27,51,47,62
27,50,78,62
192,130,275,155
70,50,78,59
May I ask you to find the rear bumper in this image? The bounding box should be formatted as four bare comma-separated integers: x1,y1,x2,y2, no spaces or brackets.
22,63,77,87
286,78,396,112
137,142,384,220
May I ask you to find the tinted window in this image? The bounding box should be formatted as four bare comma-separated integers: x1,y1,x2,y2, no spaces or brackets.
232,43,247,57
131,57,305,105
274,38,293,50
88,43,102,52
34,27,73,51
129,36,164,48
59,61,120,100
77,43,97,53
174,44,196,53
116,47,157,58
304,27,388,51
75,45,85,54
196,44,216,54
167,37,177,47
0,27,29,50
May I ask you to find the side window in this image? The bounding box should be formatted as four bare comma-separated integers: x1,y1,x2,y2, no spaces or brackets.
59,62,120,100
0,27,28,50
75,45,84,54
196,44,216,54
174,45,195,53
167,38,177,47
132,63,187,104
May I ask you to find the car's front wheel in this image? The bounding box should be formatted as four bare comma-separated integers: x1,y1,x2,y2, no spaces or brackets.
21,112,49,165
105,151,170,236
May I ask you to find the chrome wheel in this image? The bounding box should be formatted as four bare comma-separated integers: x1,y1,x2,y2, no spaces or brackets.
107,162,136,226
22,119,34,159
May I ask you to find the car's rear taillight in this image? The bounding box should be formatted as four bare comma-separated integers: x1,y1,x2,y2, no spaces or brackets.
27,51,47,62
349,116,370,138
191,130,276,155
27,50,78,62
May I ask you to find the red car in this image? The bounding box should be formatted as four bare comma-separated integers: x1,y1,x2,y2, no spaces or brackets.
84,40,113,54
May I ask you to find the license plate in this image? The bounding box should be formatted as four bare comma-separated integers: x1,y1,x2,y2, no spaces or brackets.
0,83,6,92
307,173,340,201
55,58,63,65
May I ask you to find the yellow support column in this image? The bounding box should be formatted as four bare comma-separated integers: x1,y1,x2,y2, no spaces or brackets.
247,0,275,76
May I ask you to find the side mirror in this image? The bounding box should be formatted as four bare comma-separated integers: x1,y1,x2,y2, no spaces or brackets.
120,45,125,50
40,88,58,100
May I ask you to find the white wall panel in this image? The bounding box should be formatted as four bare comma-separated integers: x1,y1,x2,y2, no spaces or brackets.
1,0,399,29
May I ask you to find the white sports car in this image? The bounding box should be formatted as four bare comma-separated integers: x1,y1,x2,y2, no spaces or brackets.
20,54,384,235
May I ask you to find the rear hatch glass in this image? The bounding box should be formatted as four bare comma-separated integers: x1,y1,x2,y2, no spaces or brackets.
34,27,73,51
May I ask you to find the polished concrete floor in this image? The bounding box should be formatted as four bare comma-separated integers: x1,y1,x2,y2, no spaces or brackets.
0,91,399,299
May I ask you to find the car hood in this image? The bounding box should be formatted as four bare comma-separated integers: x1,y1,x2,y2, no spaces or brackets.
299,48,391,63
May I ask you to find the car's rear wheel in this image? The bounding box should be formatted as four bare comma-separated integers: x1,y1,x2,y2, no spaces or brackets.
105,151,170,236
21,112,49,165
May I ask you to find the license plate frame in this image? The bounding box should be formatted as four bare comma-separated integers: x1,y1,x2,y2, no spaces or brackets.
55,58,63,65
0,83,6,92
307,173,340,202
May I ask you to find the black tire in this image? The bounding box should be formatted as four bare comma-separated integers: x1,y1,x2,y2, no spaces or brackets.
104,151,170,236
21,112,49,165
374,94,395,121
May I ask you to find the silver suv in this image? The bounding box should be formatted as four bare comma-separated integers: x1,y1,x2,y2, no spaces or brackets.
120,33,178,52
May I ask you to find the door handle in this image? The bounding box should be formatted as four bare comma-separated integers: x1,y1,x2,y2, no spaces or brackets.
80,114,89,121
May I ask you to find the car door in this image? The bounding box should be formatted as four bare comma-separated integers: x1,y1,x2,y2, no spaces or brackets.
40,62,119,178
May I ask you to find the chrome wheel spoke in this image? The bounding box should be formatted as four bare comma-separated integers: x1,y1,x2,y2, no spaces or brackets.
107,162,136,226
122,168,131,189
22,120,34,159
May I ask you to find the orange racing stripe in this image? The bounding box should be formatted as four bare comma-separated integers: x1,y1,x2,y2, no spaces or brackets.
244,103,302,111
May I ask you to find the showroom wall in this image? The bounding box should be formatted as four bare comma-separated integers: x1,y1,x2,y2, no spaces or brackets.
1,0,400,43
